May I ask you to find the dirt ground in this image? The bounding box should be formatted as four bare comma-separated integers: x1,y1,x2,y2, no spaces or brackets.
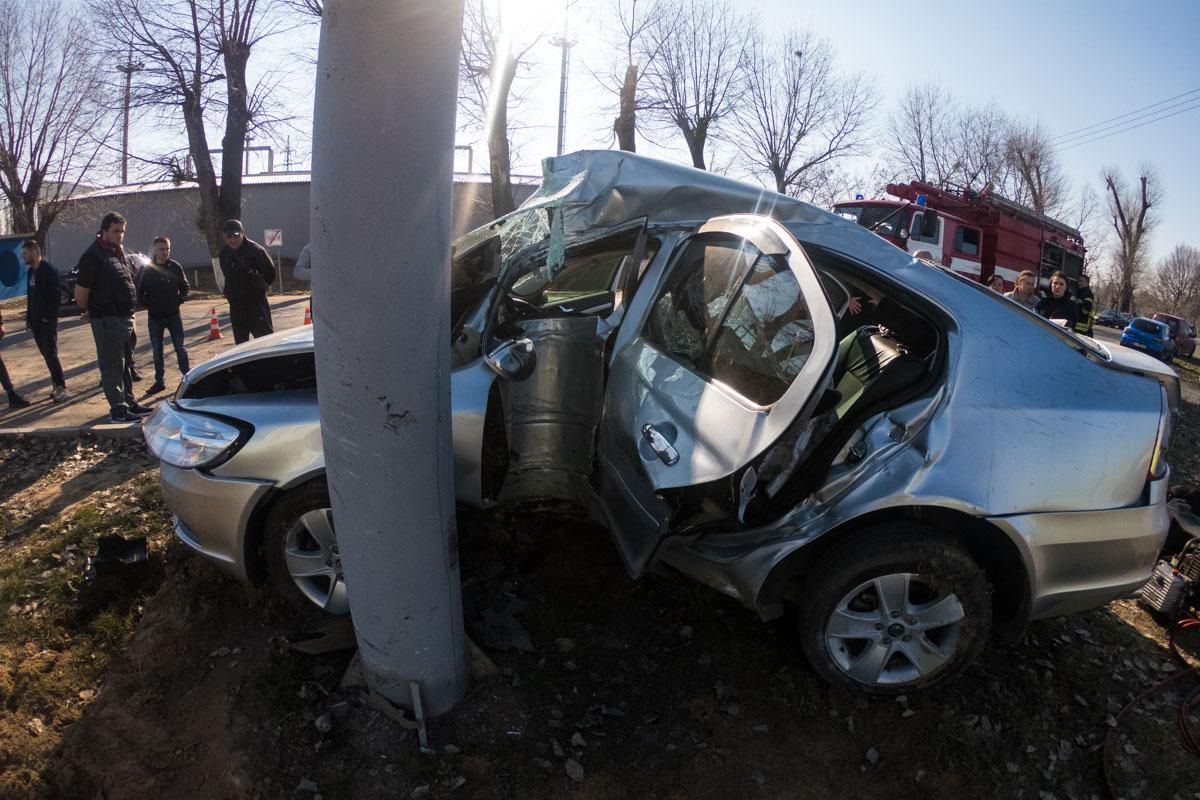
2,413,1199,799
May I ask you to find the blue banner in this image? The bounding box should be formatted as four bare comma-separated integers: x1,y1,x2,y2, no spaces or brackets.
0,235,27,302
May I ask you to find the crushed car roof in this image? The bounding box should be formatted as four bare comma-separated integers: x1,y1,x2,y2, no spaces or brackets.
519,150,917,274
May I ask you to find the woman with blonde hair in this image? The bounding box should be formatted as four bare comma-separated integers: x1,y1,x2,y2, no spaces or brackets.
1004,270,1039,310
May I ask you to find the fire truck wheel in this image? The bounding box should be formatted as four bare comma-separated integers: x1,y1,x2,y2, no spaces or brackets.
798,525,991,695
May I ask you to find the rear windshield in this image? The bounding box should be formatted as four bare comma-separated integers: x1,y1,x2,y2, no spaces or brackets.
1132,318,1164,335
1153,315,1180,334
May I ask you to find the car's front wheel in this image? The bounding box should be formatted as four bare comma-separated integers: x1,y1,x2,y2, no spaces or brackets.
798,525,990,695
263,479,349,616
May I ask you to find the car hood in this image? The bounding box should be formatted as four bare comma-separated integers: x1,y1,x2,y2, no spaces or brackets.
183,325,314,385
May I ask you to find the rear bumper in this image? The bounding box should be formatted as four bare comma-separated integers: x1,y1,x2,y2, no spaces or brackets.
989,475,1170,620
160,463,273,582
1120,336,1165,356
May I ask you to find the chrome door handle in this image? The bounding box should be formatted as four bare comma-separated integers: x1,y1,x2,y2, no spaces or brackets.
641,423,679,466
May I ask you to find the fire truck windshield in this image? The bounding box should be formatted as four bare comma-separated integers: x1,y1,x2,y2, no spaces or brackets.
835,204,911,236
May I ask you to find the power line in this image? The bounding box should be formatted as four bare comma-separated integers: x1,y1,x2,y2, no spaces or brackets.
1056,99,1200,151
1049,87,1200,143
1052,92,1200,147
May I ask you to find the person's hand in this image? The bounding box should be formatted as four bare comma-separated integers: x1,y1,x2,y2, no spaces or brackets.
848,296,863,315
0,322,5,339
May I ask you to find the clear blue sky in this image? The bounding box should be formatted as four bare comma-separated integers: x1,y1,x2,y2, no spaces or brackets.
507,0,1200,265
132,0,1199,264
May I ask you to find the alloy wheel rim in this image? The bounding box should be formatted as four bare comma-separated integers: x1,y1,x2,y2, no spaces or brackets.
824,572,965,687
283,508,349,615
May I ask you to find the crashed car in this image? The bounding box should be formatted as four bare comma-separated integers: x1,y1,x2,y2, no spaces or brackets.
145,151,1178,694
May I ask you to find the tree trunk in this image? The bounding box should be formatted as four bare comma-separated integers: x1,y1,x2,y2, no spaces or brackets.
486,52,517,218
220,44,253,225
681,124,707,171
615,63,638,152
771,164,786,194
181,91,223,256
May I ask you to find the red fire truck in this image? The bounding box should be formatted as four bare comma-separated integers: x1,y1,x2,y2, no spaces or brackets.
832,182,1086,290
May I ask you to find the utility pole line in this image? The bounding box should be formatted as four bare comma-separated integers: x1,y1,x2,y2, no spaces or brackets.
551,16,575,156
117,51,144,185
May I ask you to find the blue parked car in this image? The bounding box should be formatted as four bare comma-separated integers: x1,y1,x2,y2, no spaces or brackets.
1121,317,1175,361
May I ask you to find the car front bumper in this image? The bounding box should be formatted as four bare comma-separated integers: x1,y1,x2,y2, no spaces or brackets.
160,462,273,582
989,474,1170,620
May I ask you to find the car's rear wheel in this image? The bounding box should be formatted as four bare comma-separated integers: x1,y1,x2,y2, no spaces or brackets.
263,479,349,616
798,525,990,695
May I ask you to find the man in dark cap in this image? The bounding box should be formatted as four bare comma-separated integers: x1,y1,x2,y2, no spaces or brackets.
218,219,276,344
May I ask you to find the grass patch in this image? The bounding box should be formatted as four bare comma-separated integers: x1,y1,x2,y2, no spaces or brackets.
0,450,172,798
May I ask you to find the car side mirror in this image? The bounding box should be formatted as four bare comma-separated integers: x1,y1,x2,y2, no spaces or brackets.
484,337,536,382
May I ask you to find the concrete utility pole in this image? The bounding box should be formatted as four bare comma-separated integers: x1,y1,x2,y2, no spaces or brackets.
117,52,144,185
310,0,468,716
551,20,575,156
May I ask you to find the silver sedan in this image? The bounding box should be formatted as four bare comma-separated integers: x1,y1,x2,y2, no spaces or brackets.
145,151,1177,695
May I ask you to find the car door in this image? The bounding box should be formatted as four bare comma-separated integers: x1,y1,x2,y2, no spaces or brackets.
596,214,839,576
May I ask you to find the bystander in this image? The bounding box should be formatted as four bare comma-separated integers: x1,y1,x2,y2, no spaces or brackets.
22,240,67,401
137,236,190,394
75,212,154,423
219,220,276,344
0,307,30,408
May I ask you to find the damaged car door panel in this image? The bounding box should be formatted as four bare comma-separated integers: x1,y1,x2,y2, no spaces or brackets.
145,150,1177,695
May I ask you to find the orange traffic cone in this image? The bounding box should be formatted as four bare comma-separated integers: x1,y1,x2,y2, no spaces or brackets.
303,305,312,325
206,308,223,341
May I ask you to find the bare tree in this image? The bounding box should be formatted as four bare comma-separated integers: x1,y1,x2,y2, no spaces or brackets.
1147,244,1200,317
1004,122,1067,215
732,28,874,196
0,0,115,247
949,102,1012,193
884,84,957,185
279,0,321,15
93,0,285,258
639,0,751,170
1102,166,1161,313
1069,184,1110,275
458,1,554,217
595,0,676,153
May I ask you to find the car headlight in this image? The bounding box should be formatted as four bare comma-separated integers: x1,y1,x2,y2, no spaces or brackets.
143,402,248,469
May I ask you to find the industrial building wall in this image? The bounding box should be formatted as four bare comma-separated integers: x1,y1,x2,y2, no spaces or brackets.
43,176,535,274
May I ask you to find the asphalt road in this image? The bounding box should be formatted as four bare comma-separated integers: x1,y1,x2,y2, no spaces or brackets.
0,294,310,433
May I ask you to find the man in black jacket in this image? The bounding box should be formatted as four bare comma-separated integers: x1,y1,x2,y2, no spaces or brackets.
23,240,67,401
137,235,190,393
75,211,154,423
218,219,276,344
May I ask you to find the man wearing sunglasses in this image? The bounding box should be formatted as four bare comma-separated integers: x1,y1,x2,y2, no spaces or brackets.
218,219,277,344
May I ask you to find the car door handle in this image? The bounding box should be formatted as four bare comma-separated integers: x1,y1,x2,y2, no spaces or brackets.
641,423,679,466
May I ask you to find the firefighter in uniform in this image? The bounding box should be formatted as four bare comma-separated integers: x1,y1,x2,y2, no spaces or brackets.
1073,273,1096,337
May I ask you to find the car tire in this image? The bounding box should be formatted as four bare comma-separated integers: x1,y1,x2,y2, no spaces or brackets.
262,478,349,617
798,524,990,695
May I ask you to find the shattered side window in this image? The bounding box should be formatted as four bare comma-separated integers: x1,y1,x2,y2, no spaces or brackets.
644,236,816,406
644,236,757,371
709,255,814,405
